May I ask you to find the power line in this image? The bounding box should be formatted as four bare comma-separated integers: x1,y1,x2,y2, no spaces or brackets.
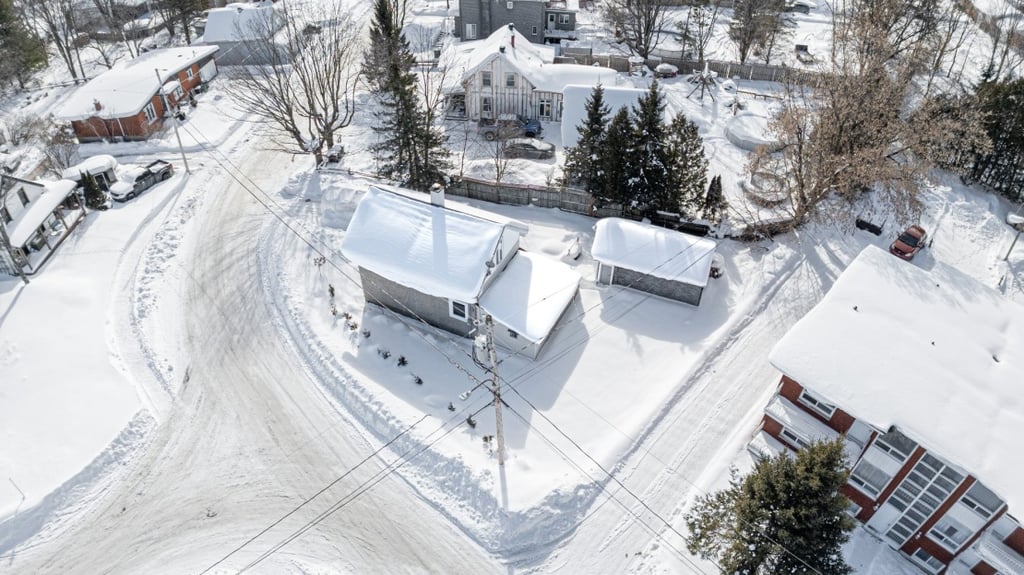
179,123,822,574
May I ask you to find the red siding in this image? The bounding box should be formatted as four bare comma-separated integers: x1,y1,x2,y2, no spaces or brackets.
777,376,855,433
971,561,998,575
1005,527,1024,555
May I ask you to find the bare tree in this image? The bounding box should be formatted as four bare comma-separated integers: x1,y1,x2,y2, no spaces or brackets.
42,119,80,176
729,0,788,65
923,2,973,95
604,0,669,59
16,0,87,80
679,0,720,65
984,0,1024,81
225,4,361,165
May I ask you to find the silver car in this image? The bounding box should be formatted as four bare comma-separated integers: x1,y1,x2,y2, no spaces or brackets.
502,138,555,160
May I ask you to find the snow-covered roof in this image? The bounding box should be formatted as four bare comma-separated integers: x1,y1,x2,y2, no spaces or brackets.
530,64,620,93
769,245,1024,512
341,187,512,303
56,46,219,121
561,85,645,147
591,218,717,287
461,25,553,80
479,252,580,343
201,1,281,44
62,155,118,179
8,180,77,247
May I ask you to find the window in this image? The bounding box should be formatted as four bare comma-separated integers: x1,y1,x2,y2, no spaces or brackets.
481,71,491,87
539,98,552,119
929,516,971,552
909,548,944,574
874,429,917,462
143,102,158,123
961,482,1003,519
797,389,836,418
505,73,516,87
508,329,518,339
780,427,810,449
449,300,469,320
1,206,11,224
17,189,29,206
532,26,538,35
465,23,477,40
506,1,513,8
186,67,194,80
849,460,893,497
481,97,492,115
559,14,570,24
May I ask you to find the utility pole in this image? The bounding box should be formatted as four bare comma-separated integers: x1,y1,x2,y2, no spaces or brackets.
483,314,506,466
154,69,191,174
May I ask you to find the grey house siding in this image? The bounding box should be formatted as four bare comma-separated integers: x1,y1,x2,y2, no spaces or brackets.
599,265,705,306
544,9,576,32
459,0,548,43
359,267,479,337
491,322,542,359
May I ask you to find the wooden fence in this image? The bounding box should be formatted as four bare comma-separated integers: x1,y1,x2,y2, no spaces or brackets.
446,176,595,215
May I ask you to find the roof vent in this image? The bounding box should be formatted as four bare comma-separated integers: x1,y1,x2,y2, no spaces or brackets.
93,99,102,111
508,23,514,32
499,45,505,53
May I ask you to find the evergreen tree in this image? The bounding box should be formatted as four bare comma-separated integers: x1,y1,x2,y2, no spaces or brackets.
365,0,449,191
563,84,610,194
600,107,636,207
629,81,673,216
685,439,855,575
665,113,708,217
79,172,107,210
0,0,47,88
702,175,728,223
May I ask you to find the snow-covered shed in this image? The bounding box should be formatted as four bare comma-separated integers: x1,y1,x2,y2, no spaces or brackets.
765,245,1024,572
591,218,717,306
56,46,218,143
199,1,287,66
341,186,579,359
443,23,618,122
62,155,119,189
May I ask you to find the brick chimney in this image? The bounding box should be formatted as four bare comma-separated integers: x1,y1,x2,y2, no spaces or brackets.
93,99,102,111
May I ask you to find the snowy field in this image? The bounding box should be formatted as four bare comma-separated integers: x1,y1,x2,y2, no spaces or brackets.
2,0,1024,572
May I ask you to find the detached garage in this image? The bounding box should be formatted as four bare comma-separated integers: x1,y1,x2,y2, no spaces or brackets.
591,218,717,306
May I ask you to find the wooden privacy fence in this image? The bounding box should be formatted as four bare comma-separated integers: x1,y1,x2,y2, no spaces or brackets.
563,46,816,84
446,176,595,215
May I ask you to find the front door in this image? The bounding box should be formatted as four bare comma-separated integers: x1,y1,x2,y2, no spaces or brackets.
547,13,555,31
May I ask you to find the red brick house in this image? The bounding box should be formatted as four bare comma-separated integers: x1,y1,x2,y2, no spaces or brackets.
752,246,1024,574
56,46,219,143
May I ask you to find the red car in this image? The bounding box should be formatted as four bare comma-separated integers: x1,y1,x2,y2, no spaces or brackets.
890,225,927,260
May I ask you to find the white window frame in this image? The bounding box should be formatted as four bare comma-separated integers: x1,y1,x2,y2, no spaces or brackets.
539,98,552,119
481,96,492,116
559,14,570,24
186,67,194,80
928,516,971,553
143,102,158,123
908,548,944,574
505,73,516,88
779,427,810,450
959,483,1003,520
848,459,892,498
532,25,538,35
874,429,917,462
798,389,837,419
481,71,491,87
465,23,477,40
449,300,469,321
506,1,513,8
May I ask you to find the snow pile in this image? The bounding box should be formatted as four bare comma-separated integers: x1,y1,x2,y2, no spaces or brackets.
724,111,780,152
529,64,622,93
591,217,717,287
770,245,1024,511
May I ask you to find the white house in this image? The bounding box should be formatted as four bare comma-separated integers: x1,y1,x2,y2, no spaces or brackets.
341,186,579,359
591,218,717,306
198,1,287,65
758,246,1024,574
443,23,619,122
0,175,83,277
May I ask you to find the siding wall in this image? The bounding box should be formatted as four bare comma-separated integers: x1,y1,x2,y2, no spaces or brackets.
359,267,478,338
459,0,547,42
606,265,704,305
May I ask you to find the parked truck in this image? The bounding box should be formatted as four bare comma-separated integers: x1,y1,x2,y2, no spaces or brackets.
109,160,174,202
